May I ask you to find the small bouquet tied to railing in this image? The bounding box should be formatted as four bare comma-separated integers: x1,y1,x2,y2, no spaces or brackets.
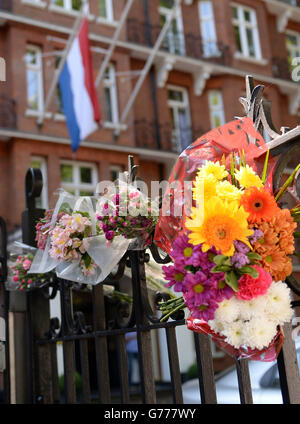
155,117,299,361
8,168,159,288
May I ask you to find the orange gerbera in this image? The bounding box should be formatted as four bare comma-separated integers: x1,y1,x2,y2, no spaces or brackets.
240,187,280,224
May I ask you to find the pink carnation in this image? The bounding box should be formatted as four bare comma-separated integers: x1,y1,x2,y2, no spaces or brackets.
22,259,32,270
236,265,272,301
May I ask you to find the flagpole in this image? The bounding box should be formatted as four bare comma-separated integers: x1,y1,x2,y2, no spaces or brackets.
95,0,134,88
37,0,88,127
116,0,181,135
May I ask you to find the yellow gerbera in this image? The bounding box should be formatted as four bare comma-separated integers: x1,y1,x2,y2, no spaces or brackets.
197,160,228,181
192,174,217,203
186,197,253,256
235,165,263,189
216,180,242,202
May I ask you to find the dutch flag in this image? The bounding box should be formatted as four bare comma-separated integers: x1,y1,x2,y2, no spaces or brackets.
59,18,100,152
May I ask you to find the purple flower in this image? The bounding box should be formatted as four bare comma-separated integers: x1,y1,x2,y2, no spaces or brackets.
187,299,219,321
249,229,264,244
102,224,110,232
234,240,250,254
231,252,250,269
162,264,186,292
171,233,214,268
183,271,216,305
105,230,115,241
131,218,138,226
214,279,234,302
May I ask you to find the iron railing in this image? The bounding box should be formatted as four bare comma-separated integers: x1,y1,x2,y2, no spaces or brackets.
134,119,204,152
127,19,232,66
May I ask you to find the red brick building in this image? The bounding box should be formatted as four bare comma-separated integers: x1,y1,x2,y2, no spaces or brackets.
0,0,299,234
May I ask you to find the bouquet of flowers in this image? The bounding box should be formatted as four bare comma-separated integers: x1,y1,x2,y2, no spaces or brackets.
96,180,159,249
47,211,98,277
156,119,299,361
7,249,55,291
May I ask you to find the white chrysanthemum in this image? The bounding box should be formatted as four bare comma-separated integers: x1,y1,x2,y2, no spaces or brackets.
208,319,225,335
222,320,245,349
265,281,294,325
213,297,240,323
238,296,266,321
243,317,278,350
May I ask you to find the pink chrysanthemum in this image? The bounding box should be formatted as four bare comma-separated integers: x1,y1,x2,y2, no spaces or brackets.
236,265,272,301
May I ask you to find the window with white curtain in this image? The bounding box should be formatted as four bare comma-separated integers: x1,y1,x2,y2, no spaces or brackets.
167,85,192,153
208,90,225,129
103,64,119,125
60,161,98,196
232,4,262,59
26,45,44,113
198,1,219,57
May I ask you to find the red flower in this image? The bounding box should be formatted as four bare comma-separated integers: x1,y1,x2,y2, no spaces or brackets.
236,265,272,301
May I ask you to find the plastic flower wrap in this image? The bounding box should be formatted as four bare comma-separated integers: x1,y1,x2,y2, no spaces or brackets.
6,243,55,291
30,190,131,284
96,179,159,250
156,119,298,361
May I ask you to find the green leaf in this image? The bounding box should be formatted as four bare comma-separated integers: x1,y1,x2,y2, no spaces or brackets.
239,266,259,279
247,252,262,261
213,255,228,266
225,271,239,292
83,253,91,269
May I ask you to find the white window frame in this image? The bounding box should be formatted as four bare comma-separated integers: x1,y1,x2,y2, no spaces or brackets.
60,160,98,196
159,2,186,55
49,0,91,16
25,45,44,114
22,0,47,8
198,0,220,57
31,156,48,209
286,30,300,62
167,84,192,152
232,3,262,60
208,90,226,129
110,164,123,182
98,0,114,21
103,64,119,126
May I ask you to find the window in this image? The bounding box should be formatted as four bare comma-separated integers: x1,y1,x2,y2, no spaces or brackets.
198,1,219,57
286,31,300,76
167,85,192,153
60,161,98,196
26,45,43,112
208,90,225,129
51,0,83,11
103,64,119,125
110,165,123,182
55,54,64,115
31,157,48,209
99,0,114,20
159,1,185,55
232,4,262,59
